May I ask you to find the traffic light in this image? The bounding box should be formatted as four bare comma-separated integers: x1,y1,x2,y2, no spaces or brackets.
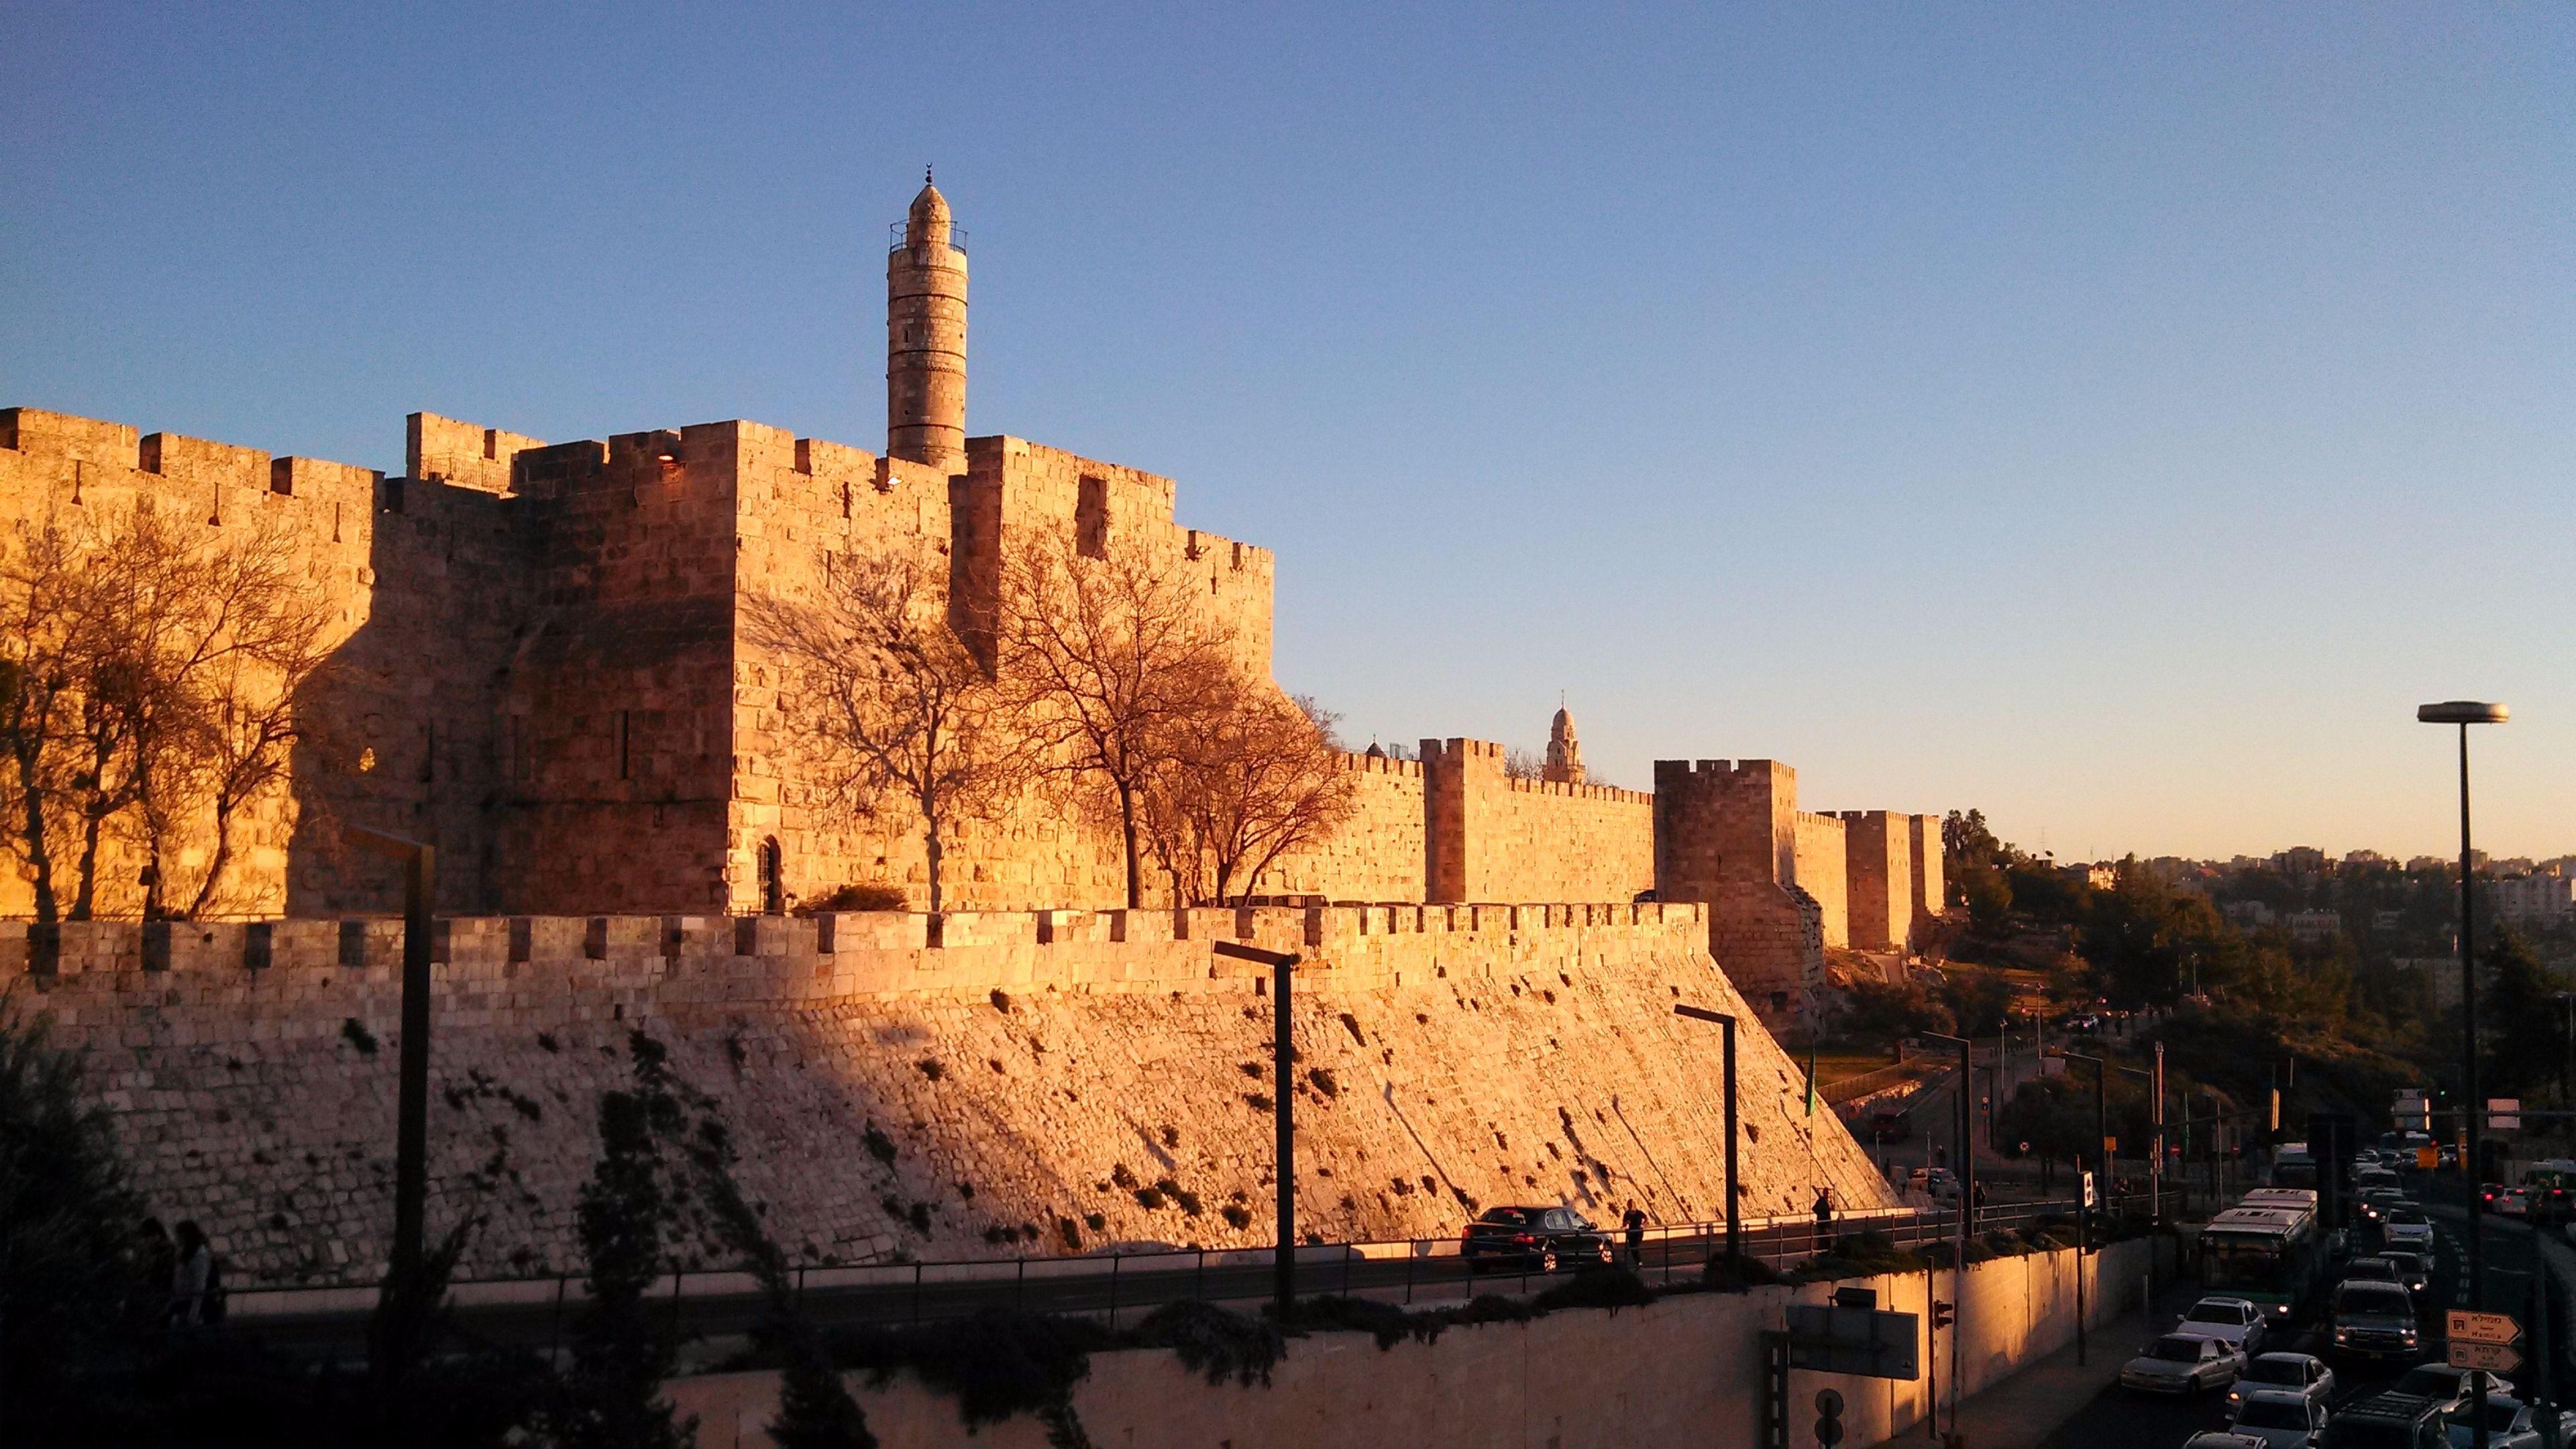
1931,1299,1955,1330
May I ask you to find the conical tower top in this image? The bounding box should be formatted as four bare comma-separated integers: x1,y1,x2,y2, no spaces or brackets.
906,174,953,248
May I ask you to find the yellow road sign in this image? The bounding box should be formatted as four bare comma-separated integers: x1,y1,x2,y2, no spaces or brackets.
2448,1309,2522,1347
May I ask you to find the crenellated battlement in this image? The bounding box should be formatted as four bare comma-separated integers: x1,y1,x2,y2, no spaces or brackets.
0,901,1705,999
1503,773,1650,806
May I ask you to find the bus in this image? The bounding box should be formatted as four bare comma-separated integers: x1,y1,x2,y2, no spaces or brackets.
2270,1143,2318,1191
2199,1187,2326,1330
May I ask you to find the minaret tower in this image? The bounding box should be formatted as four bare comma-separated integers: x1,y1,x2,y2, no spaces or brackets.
887,170,968,472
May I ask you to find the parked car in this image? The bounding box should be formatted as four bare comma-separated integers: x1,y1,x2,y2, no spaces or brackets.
2229,1353,2337,1414
1459,1205,1611,1273
2380,1252,2432,1301
2329,1281,2423,1362
2383,1208,2436,1254
2233,1389,2331,1448
2443,1393,2575,1449
2121,1333,2245,1395
2179,1296,2269,1356
2319,1392,2448,1449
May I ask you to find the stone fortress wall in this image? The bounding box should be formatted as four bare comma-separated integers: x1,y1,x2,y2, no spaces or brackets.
0,902,1897,1287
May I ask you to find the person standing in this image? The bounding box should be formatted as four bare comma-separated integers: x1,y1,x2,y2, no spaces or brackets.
1813,1186,1834,1231
1621,1205,1646,1271
169,1220,213,1330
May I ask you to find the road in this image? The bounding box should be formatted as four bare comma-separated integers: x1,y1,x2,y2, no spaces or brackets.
2031,1187,2567,1448
231,1197,2108,1364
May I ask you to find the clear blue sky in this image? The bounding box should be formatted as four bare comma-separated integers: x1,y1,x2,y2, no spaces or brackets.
6,4,2571,862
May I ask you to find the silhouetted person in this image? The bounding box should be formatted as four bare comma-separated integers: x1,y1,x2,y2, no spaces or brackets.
170,1220,213,1330
1622,1205,1646,1270
1814,1187,1834,1230
134,1218,175,1331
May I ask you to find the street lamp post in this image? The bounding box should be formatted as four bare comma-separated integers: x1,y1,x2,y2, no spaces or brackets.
1925,1031,1976,1436
2420,699,2507,1449
1674,1004,1741,1270
1213,940,1302,1316
2061,1049,2110,1366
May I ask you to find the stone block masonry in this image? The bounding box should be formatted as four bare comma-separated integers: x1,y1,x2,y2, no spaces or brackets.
0,904,1894,1287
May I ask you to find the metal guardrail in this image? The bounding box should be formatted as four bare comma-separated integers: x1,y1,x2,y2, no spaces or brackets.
1821,1060,1943,1106
229,1195,2123,1340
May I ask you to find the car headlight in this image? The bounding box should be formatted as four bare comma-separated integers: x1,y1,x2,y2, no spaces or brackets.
2333,1330,2352,1344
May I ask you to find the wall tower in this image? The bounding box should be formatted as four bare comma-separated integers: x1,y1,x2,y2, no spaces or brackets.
886,173,969,472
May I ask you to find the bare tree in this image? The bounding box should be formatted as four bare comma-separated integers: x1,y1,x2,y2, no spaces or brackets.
1000,539,1233,909
0,515,101,924
0,505,332,920
1142,691,1356,906
744,551,1020,913
1502,746,1546,782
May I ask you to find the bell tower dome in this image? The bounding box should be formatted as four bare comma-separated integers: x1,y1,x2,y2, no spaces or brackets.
1544,704,1586,785
886,170,968,472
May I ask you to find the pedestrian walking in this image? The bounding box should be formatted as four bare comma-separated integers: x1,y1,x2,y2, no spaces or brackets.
1622,1205,1646,1271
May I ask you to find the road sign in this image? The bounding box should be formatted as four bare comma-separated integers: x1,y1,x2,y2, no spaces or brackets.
2082,1171,2097,1209
2418,1146,2438,1169
2449,1309,2522,1347
2490,1097,2522,1131
1815,1389,1844,1414
2450,1342,2523,1373
1786,1305,1921,1381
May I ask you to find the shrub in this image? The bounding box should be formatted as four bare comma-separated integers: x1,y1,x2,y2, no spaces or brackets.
795,882,908,914
1132,1300,1285,1386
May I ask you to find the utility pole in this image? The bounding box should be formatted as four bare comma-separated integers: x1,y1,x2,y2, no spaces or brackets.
2151,1042,2165,1228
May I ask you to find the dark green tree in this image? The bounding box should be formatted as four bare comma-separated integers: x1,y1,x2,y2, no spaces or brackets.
549,1070,695,1449
0,1013,148,1440
2481,932,2569,1102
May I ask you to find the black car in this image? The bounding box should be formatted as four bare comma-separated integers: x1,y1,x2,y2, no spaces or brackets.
2317,1391,2447,1448
1460,1205,1613,1273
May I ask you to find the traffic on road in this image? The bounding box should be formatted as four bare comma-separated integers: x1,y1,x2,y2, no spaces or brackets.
2038,1140,2572,1449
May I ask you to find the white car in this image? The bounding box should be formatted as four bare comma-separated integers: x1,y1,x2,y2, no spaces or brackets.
2178,1295,2269,1356
2445,1393,2575,1449
2229,1352,2335,1414
2121,1333,2245,1395
2231,1389,2329,1448
2382,1207,2436,1253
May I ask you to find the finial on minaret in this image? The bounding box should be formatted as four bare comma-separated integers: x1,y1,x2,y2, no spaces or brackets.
926,164,934,184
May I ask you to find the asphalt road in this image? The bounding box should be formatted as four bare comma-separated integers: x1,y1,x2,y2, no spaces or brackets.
2032,1187,2564,1449
233,1198,2107,1364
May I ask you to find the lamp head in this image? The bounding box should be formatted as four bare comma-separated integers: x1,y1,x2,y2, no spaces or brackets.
2418,701,2508,725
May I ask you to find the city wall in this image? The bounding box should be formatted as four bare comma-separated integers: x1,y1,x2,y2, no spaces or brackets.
0,902,1896,1287
670,1236,2167,1449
